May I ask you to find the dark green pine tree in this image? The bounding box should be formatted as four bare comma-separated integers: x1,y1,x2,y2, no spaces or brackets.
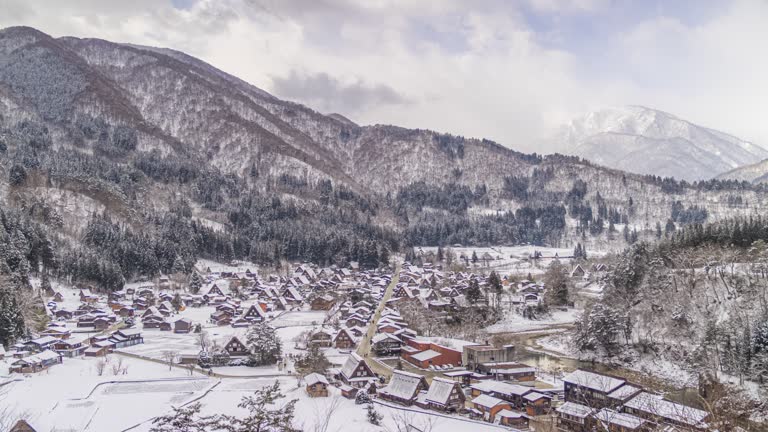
488,271,502,294
171,293,183,312
466,279,482,304
0,277,26,346
378,246,390,268
189,271,203,294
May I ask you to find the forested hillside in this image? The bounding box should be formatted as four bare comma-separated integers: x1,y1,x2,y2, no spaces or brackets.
572,217,768,421
1,25,768,301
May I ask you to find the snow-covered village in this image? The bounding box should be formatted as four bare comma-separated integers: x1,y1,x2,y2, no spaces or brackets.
1,246,748,431
3,2,768,431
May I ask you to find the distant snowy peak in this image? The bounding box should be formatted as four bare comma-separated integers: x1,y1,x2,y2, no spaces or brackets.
550,106,768,182
717,158,768,184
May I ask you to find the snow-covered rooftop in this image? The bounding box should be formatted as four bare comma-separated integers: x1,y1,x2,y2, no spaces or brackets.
410,349,441,362
424,377,456,405
470,380,531,396
380,370,426,401
471,394,507,409
624,392,709,427
340,352,365,380
562,369,625,393
556,401,594,418
304,373,329,386
608,384,641,400
594,408,646,429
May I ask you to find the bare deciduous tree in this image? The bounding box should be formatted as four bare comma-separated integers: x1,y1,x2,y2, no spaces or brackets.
162,350,178,371
385,409,436,432
197,330,210,351
307,395,343,432
111,356,125,375
95,356,109,376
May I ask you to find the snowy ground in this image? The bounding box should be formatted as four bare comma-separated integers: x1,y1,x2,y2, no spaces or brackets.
2,353,507,432
271,310,328,328
485,308,580,334
536,332,697,388
1,354,212,431
419,245,607,277
127,379,508,432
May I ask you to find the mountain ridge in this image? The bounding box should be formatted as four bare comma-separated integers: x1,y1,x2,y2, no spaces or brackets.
546,105,767,182
1,25,768,292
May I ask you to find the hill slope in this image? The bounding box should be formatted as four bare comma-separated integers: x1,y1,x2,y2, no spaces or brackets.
1,26,767,292
717,158,768,184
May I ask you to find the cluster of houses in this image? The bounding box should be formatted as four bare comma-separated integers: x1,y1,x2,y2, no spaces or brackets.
386,263,564,319
303,349,710,431
300,342,550,429
196,264,392,327
556,369,710,431
5,326,144,373
2,282,153,375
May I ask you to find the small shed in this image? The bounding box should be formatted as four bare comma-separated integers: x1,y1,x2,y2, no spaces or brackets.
305,373,329,397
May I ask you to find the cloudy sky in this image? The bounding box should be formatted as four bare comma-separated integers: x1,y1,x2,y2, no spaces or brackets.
2,0,767,152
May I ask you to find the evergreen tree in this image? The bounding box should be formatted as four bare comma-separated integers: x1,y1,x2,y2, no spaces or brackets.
171,293,183,312
665,219,676,236
8,164,27,186
294,344,330,376
366,403,382,425
0,276,26,346
355,390,371,405
753,320,768,354
150,402,216,432
488,271,502,291
171,255,186,275
218,381,299,432
246,323,282,366
378,246,390,268
544,261,569,306
189,272,203,294
40,272,52,293
466,279,482,304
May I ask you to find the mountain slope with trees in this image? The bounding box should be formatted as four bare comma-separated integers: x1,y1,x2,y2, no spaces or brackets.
1,24,767,307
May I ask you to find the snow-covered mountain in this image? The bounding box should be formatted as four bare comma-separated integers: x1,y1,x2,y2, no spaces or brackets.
1,25,768,267
547,106,768,182
717,158,768,184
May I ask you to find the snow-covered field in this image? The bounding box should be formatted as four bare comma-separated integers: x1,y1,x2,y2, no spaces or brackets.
1,354,212,431
418,245,606,276
2,353,506,432
485,308,580,334
128,380,508,432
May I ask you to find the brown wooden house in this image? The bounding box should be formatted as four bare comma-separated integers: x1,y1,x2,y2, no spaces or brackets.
224,336,249,357
174,318,193,334
423,377,465,412
305,373,329,397
333,328,356,349
310,294,335,311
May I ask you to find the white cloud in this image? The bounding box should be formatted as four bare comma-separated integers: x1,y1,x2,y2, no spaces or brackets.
1,0,767,151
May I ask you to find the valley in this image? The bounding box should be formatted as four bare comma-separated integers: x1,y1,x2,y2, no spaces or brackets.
0,23,767,432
